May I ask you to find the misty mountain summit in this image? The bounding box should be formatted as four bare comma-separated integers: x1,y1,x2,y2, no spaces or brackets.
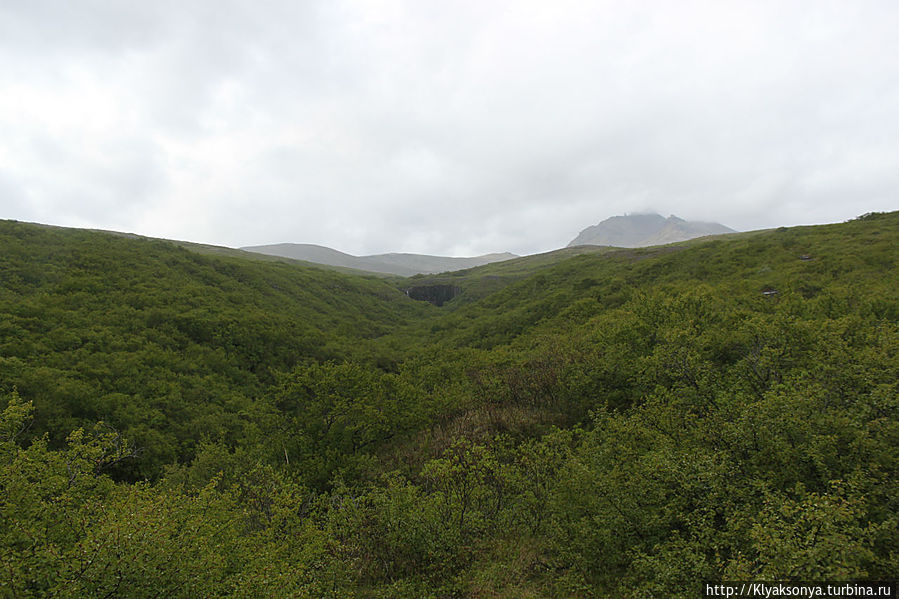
568,213,736,248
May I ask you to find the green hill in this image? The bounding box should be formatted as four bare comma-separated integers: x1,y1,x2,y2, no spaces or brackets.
415,215,897,347
1,212,897,597
0,220,428,477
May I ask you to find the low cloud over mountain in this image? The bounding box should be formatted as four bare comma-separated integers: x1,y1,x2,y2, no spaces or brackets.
568,214,735,248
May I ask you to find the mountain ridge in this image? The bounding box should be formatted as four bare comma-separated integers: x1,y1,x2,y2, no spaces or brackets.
241,242,518,276
568,213,736,248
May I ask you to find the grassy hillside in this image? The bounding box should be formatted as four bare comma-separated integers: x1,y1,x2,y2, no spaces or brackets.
0,220,428,477
1,212,896,597
416,214,897,347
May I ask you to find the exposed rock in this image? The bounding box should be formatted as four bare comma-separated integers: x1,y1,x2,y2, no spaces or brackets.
404,284,461,306
568,213,735,248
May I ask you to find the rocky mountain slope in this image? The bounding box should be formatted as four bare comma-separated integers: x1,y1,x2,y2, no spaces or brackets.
568,213,735,247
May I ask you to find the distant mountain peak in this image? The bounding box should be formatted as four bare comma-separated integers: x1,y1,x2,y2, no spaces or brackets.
240,243,518,276
568,213,735,248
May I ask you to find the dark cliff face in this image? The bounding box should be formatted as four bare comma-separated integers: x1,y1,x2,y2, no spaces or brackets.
404,284,461,306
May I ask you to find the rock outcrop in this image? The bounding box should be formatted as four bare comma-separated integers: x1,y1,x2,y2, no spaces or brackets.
569,214,735,248
403,284,461,306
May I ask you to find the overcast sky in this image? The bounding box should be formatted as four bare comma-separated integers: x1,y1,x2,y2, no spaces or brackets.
1,1,897,256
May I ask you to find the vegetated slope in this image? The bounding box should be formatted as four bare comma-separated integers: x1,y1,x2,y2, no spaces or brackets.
420,215,897,348
0,220,428,477
404,225,767,310
569,212,735,247
400,244,620,306
370,212,898,594
242,241,518,276
2,212,897,598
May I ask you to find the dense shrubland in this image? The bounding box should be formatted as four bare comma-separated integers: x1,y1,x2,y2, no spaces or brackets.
1,213,896,597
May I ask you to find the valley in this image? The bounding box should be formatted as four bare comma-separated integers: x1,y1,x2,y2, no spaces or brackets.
1,212,896,597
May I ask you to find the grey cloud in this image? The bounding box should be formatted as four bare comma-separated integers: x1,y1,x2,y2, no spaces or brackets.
4,130,169,230
0,171,29,218
1,1,897,256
